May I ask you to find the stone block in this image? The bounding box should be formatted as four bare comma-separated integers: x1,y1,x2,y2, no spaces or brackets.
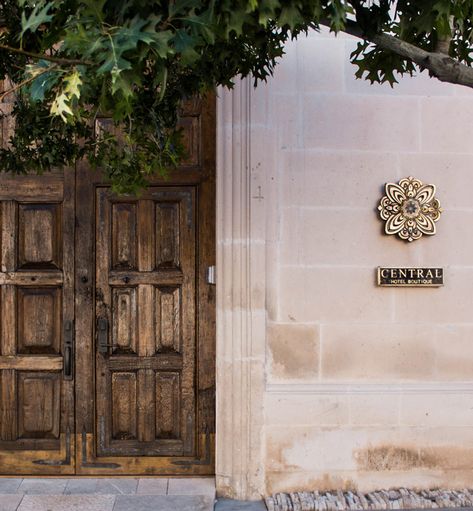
434,325,473,379
297,37,345,93
268,39,299,95
421,97,473,153
302,94,420,152
321,323,436,380
17,479,68,495
113,495,214,511
0,495,23,511
400,393,473,427
267,323,320,381
394,268,473,323
270,94,302,150
167,477,215,497
0,479,22,494
278,267,394,323
279,149,400,209
399,152,473,211
17,495,115,511
64,478,138,495
349,394,401,427
280,207,424,267
265,393,350,426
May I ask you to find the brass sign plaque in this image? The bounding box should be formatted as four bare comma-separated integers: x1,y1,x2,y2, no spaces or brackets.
377,267,444,287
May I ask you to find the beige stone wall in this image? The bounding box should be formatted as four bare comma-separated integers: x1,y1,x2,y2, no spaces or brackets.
256,27,473,496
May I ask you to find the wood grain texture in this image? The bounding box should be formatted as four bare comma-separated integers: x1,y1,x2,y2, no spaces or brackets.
111,202,137,270
17,287,61,354
111,287,137,354
17,203,62,269
17,372,60,439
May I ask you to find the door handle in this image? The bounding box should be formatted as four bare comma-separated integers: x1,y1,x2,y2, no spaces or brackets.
97,317,115,354
63,320,74,380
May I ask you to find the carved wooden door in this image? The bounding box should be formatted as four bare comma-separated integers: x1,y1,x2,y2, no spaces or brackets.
75,95,215,475
0,172,75,474
95,186,196,458
0,95,215,475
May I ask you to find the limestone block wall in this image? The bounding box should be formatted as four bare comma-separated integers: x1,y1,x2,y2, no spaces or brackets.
252,28,473,495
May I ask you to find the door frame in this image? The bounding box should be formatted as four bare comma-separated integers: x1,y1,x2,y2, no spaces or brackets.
74,94,216,475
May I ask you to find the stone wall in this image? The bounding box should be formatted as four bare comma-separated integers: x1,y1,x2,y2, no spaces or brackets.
216,28,473,499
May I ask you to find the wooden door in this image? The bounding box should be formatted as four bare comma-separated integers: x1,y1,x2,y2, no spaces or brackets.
0,94,215,476
0,171,75,474
95,186,197,457
75,95,215,475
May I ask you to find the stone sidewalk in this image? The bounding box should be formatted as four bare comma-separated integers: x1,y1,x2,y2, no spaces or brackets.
214,499,266,510
0,477,216,511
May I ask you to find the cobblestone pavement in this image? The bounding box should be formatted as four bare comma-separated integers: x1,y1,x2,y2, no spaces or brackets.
0,477,215,511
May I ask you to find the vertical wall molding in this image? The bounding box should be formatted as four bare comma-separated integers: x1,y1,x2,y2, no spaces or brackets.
215,80,266,500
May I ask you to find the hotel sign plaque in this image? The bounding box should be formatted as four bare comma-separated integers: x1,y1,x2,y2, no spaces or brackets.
377,267,444,287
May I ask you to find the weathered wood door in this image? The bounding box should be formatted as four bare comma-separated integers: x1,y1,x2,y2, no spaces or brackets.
0,95,215,475
0,172,75,474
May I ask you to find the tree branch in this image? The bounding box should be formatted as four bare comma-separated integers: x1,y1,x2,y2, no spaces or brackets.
320,18,473,89
0,43,92,66
0,65,55,101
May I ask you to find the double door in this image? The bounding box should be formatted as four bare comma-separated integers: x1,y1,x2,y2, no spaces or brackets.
0,96,215,475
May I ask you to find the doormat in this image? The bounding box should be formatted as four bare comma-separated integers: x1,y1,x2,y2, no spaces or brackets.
265,488,473,511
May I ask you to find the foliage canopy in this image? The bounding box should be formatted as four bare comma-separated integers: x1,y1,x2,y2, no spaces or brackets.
1,0,473,192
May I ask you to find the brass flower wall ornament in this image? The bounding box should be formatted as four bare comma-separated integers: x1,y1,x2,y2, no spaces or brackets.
378,177,442,242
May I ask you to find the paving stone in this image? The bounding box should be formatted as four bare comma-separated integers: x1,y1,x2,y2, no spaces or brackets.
17,495,115,511
0,494,23,511
136,478,168,495
17,479,68,495
215,498,267,511
113,495,213,511
64,478,138,495
167,477,215,497
0,479,22,494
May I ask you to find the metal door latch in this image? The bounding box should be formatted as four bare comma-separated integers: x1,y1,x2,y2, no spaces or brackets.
206,266,216,285
97,317,115,353
63,320,74,380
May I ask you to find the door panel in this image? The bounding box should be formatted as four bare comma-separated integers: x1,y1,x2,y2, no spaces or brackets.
95,187,196,460
0,174,74,474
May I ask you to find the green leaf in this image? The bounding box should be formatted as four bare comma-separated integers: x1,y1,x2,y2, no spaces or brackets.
97,54,132,75
28,70,61,102
20,2,54,37
168,0,198,17
279,5,304,30
172,30,201,65
149,30,174,58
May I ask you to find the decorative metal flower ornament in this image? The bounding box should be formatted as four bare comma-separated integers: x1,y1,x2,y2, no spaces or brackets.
378,177,442,242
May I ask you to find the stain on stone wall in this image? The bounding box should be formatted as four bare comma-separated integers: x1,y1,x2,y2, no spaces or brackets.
355,445,473,472
267,323,319,379
355,446,436,471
